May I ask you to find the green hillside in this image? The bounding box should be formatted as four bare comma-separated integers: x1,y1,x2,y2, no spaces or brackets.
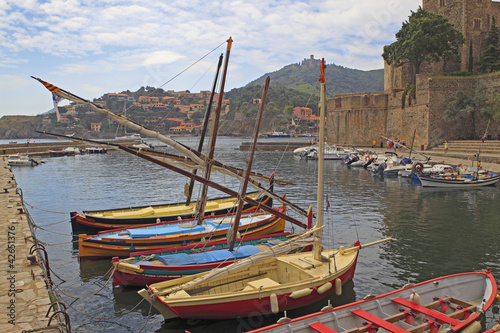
246,60,384,98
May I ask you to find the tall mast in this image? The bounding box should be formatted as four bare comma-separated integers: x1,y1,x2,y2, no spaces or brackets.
228,76,270,251
185,53,224,206
313,58,326,261
196,37,232,225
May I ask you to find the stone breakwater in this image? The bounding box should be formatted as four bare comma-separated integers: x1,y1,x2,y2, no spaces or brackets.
0,157,63,332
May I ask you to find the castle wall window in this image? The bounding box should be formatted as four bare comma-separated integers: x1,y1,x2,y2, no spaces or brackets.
440,0,446,7
474,18,481,29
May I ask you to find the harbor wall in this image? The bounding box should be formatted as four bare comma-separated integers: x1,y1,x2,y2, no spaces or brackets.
0,157,64,332
327,72,500,149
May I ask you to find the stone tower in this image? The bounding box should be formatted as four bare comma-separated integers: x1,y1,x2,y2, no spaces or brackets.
385,0,500,92
422,0,500,72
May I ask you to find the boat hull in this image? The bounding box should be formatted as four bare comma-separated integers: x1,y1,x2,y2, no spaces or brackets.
78,209,286,259
418,174,500,188
139,246,360,320
71,192,271,234
159,262,356,320
249,270,497,333
112,232,294,287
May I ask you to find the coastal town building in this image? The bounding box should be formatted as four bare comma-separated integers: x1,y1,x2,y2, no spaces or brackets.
328,0,500,148
90,122,102,132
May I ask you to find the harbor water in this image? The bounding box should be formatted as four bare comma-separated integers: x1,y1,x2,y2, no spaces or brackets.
9,137,500,332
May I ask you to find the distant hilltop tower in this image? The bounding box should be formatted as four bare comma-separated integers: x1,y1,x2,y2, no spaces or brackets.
301,55,321,67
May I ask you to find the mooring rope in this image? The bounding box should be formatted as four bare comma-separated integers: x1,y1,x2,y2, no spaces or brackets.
22,200,69,214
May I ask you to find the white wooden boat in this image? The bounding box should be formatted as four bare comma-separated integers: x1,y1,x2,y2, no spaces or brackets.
249,270,498,333
418,170,499,188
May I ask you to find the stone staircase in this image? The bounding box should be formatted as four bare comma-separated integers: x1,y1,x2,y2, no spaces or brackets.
424,140,500,164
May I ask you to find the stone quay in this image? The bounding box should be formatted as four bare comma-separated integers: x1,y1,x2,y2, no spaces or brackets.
0,157,64,332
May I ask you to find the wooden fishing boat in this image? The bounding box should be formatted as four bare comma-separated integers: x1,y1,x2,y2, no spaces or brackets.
111,232,296,287
418,170,499,188
70,191,271,234
248,270,498,333
137,59,391,320
78,207,286,259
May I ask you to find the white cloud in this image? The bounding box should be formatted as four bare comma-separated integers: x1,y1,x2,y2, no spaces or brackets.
1,0,423,116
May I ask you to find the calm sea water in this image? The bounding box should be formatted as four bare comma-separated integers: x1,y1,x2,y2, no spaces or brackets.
10,137,500,333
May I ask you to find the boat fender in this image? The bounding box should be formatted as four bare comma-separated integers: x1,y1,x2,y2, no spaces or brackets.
156,218,161,224
290,288,312,299
365,156,370,161
334,278,342,296
460,321,482,333
496,294,500,303
270,293,279,314
317,282,332,294
410,292,423,318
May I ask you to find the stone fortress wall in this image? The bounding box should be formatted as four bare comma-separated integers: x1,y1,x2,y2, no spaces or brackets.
327,0,500,149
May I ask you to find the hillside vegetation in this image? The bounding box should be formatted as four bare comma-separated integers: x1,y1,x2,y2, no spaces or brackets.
0,59,384,139
246,62,384,97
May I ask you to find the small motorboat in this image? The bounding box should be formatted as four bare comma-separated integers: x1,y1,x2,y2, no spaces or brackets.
249,270,498,333
7,154,41,166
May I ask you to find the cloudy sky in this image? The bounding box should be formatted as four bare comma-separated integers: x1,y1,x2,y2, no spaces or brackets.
1,0,421,117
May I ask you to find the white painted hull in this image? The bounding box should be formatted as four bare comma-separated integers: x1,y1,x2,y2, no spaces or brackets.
250,271,497,333
418,174,500,188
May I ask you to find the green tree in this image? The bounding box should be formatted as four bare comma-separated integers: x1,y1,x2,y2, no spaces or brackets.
480,91,500,122
382,6,465,82
445,89,484,139
477,16,500,73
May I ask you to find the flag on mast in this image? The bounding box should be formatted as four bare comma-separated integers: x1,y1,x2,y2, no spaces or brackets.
52,93,62,121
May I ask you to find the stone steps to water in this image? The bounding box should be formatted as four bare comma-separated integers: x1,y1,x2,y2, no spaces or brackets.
426,140,500,164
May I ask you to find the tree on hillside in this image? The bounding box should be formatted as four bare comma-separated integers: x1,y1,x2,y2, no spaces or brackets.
382,6,465,83
477,16,500,73
480,90,500,123
444,89,484,139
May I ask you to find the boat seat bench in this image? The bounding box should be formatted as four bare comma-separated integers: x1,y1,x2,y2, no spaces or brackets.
309,322,338,333
392,298,462,326
351,309,408,333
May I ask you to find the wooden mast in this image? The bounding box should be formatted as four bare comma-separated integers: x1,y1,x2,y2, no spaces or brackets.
313,58,326,261
185,53,224,206
37,130,308,229
196,37,232,225
228,76,270,251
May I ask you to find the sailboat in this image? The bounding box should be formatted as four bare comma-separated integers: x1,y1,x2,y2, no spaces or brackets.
136,59,392,320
